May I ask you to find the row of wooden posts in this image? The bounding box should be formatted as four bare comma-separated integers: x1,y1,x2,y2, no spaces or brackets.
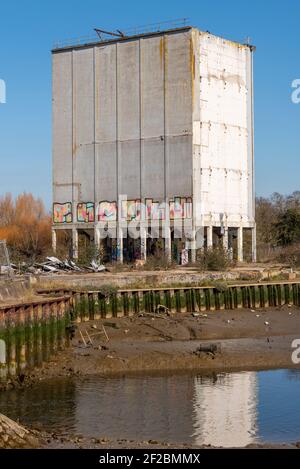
57,281,300,321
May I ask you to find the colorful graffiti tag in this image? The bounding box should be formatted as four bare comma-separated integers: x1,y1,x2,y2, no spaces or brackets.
97,201,117,221
170,197,192,219
145,197,192,220
77,202,95,222
53,198,192,224
121,200,141,221
53,203,72,223
145,199,166,220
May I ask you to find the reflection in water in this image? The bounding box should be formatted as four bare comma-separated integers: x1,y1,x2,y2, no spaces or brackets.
0,378,77,432
0,370,299,446
74,375,196,443
192,372,258,447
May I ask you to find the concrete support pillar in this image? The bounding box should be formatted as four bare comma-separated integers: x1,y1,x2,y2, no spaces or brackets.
51,228,57,254
164,226,172,263
72,228,78,260
222,227,229,251
94,226,101,250
252,225,257,263
207,226,213,248
191,229,197,263
117,226,123,264
237,226,243,262
140,226,147,261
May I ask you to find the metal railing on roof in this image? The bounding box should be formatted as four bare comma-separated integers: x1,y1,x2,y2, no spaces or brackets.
53,18,190,50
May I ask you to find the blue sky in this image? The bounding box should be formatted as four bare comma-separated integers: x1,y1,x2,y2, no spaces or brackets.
0,0,299,209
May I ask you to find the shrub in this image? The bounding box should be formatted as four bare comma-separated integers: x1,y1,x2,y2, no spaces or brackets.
196,246,232,271
143,252,174,271
275,243,300,268
98,284,118,298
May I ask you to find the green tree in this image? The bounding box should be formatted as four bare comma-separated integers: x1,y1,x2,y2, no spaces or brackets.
274,208,300,246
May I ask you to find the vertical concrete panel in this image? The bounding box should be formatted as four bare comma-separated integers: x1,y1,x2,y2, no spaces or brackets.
95,45,117,202
95,143,117,201
142,139,165,199
52,51,73,203
140,36,164,138
165,31,193,198
95,45,117,142
140,36,165,199
118,141,140,199
165,32,193,135
117,41,140,198
197,32,251,226
246,47,255,222
191,30,201,224
117,41,140,141
73,48,95,203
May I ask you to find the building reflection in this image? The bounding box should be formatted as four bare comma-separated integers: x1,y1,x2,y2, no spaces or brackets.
192,372,258,447
74,372,258,447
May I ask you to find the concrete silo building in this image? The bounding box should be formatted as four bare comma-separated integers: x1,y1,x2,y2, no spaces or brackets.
52,22,256,263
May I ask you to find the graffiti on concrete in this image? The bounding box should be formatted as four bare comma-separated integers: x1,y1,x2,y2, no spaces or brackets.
121,200,141,221
53,203,72,223
53,198,192,224
145,197,192,220
170,197,192,219
145,199,166,220
98,201,117,221
77,202,95,222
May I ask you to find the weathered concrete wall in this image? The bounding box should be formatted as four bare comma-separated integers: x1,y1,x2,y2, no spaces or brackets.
52,26,255,261
52,28,193,226
37,270,257,290
0,278,29,303
192,31,255,228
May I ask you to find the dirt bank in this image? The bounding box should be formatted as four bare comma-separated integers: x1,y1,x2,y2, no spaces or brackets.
6,304,297,390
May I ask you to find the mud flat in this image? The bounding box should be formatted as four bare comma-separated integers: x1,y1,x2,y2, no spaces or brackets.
12,305,299,386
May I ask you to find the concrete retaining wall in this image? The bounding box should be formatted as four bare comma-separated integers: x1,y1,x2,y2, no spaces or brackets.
0,278,30,303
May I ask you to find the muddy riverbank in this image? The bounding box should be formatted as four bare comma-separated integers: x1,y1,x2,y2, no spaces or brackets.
3,304,298,390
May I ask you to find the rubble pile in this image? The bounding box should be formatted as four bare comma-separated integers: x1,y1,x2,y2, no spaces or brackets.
10,256,107,275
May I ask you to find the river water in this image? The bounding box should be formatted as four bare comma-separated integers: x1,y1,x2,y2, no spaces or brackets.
0,369,300,447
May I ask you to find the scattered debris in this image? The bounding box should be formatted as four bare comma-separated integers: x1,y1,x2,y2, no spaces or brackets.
79,324,109,347
98,345,109,351
155,304,171,315
79,330,87,347
103,322,120,329
193,343,220,358
138,312,169,320
9,256,107,275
